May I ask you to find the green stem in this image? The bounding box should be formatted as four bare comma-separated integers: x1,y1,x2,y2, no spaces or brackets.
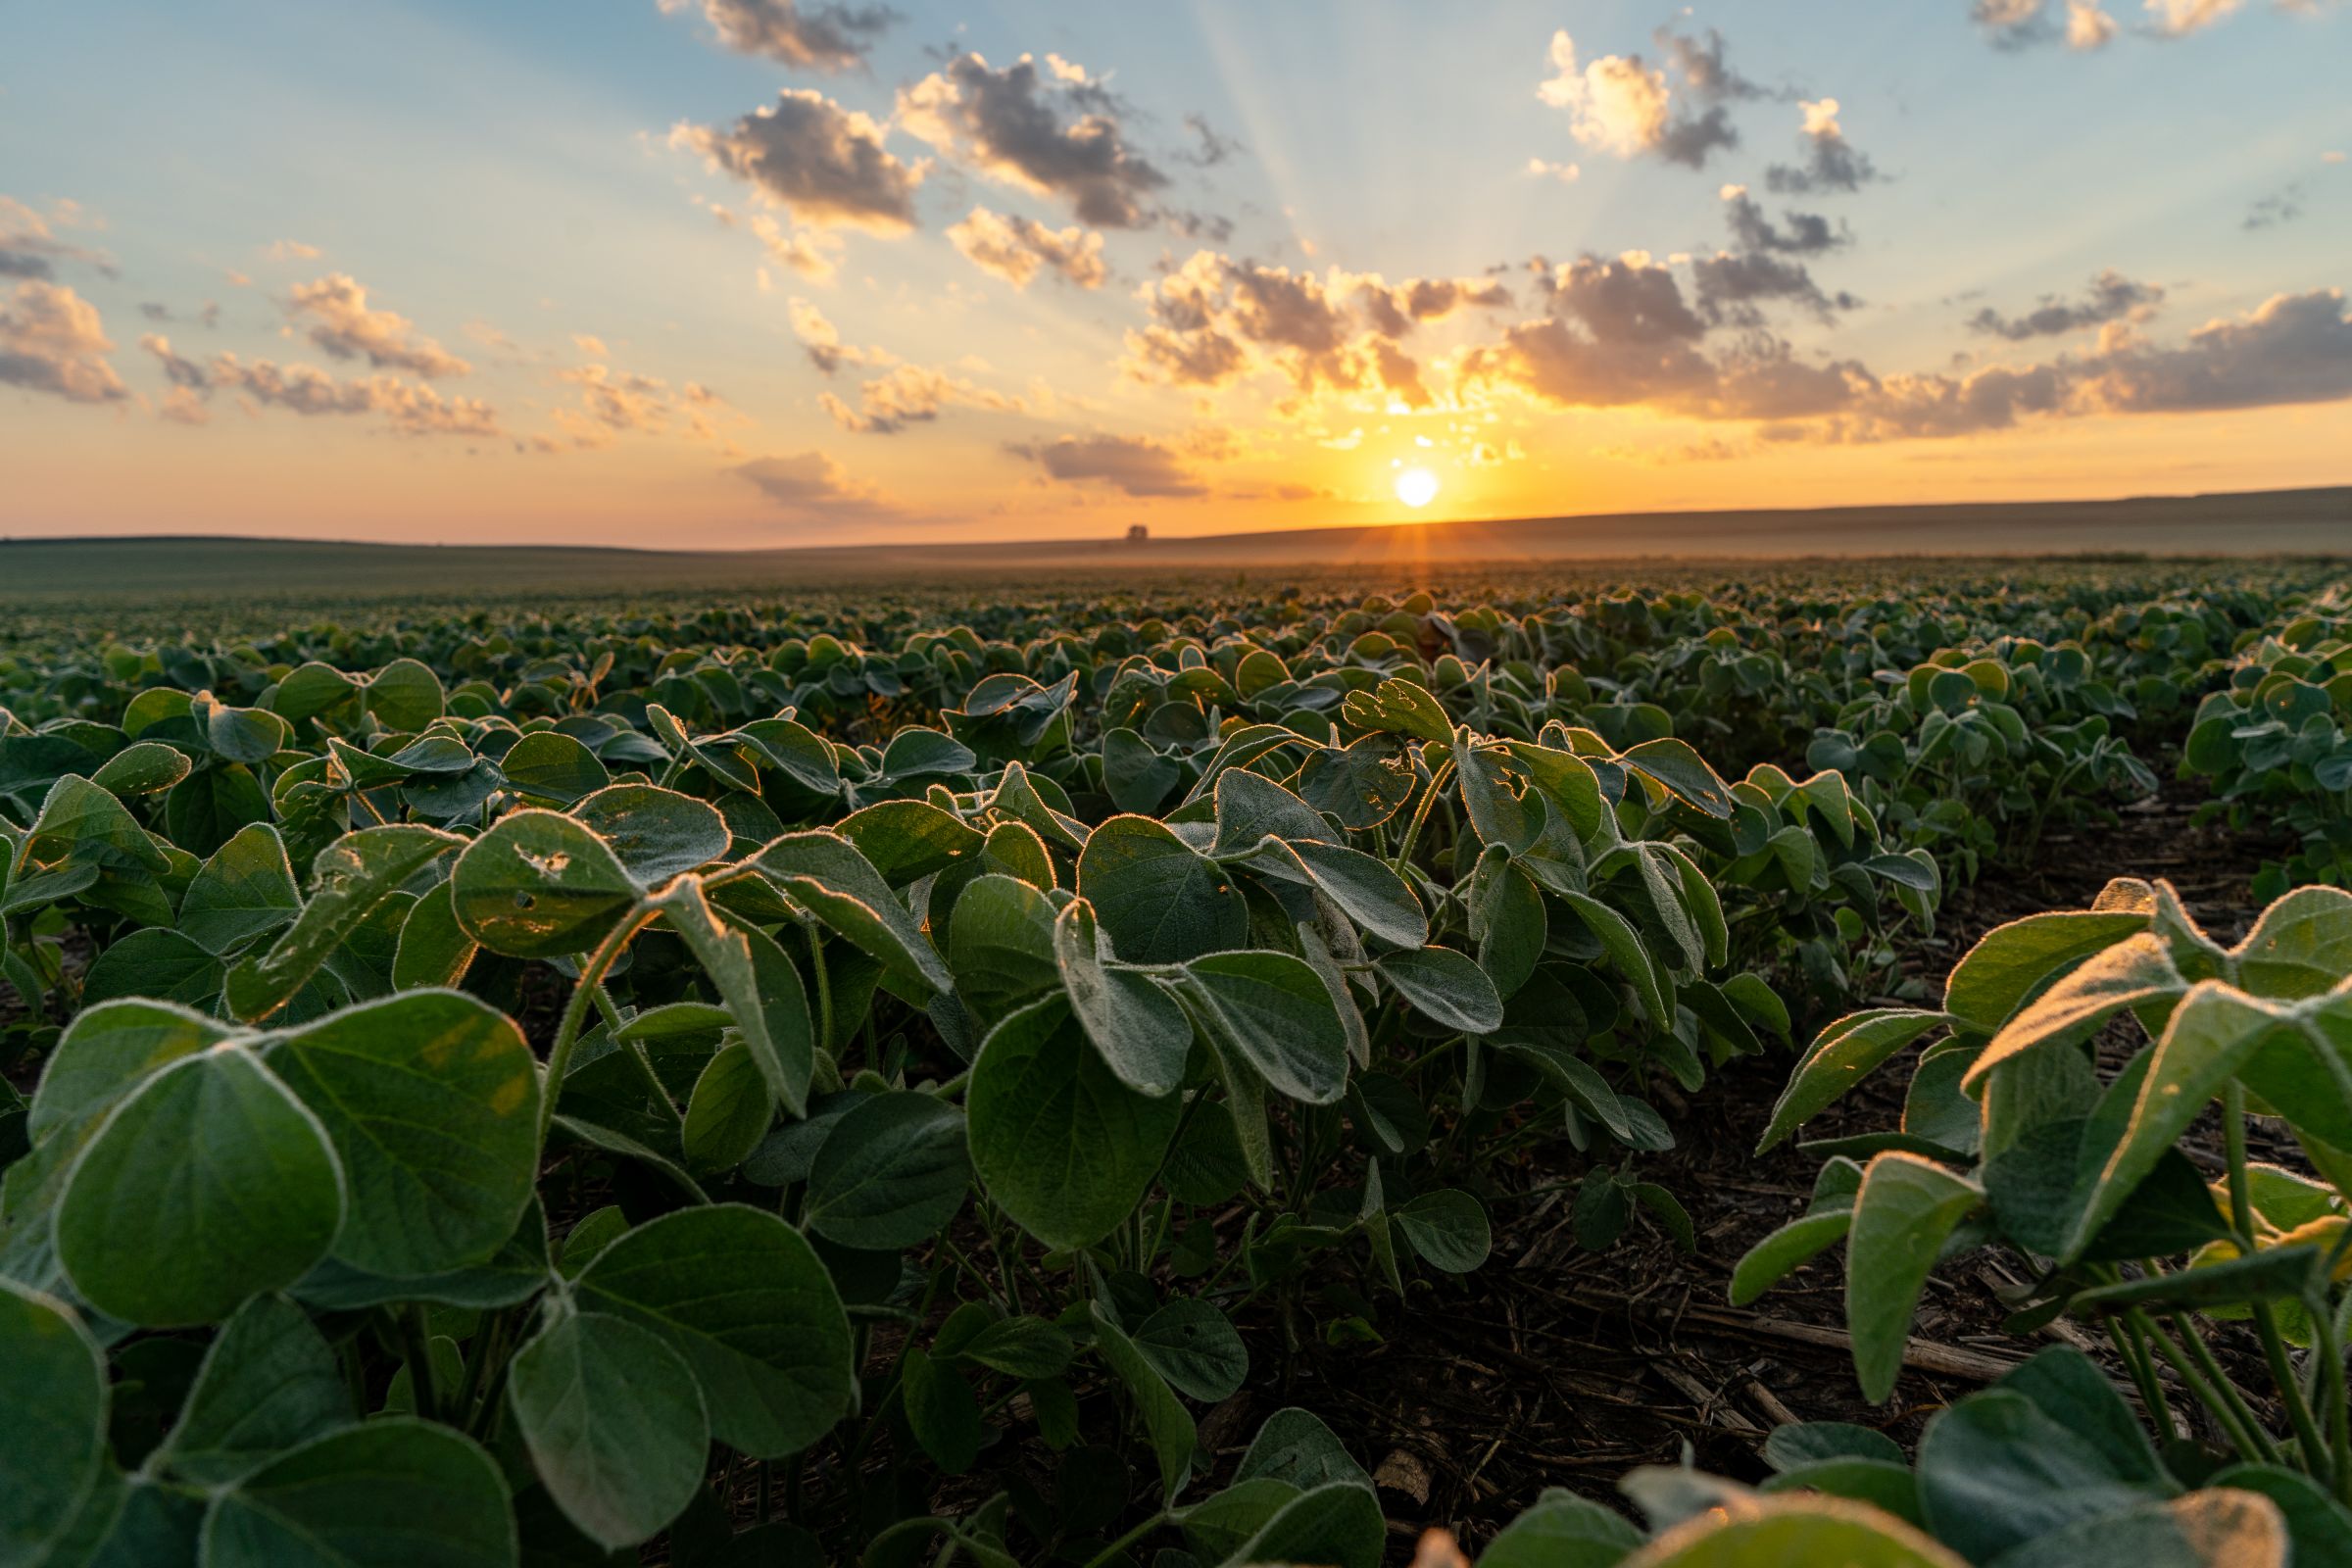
395,1306,439,1423
1390,756,1456,875
806,922,835,1055
2169,1307,2281,1464
2106,1310,2179,1444
2230,1083,2333,1478
1075,1510,1170,1568
539,905,656,1148
2139,1310,2271,1463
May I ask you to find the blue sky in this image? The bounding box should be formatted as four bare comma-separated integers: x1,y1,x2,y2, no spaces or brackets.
3,0,2347,545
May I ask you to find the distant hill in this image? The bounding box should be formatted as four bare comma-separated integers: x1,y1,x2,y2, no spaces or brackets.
4,485,2344,605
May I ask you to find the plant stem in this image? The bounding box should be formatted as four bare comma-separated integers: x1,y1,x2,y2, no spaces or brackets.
806,922,835,1054
539,905,656,1147
2106,1310,2179,1443
1391,756,1455,875
2138,1310,2271,1463
2229,1082,2333,1478
395,1305,439,1423
1076,1510,1170,1568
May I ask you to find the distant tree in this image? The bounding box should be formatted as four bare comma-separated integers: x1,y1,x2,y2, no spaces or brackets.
1126,524,1150,542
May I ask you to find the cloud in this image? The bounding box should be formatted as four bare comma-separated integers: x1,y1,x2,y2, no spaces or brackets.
788,296,875,373
1690,249,1859,324
2077,287,2352,412
139,332,209,388
2243,185,2305,228
1973,0,2121,46
286,274,468,378
2144,0,2248,34
701,204,851,283
265,239,322,261
673,90,926,233
899,53,1171,227
1007,431,1205,496
1527,159,1582,182
187,351,499,436
1536,27,1764,169
1123,252,1503,407
572,332,610,358
1968,270,2164,337
1721,187,1847,255
819,362,1027,433
731,450,896,517
0,195,115,279
657,0,896,72
0,280,126,402
1178,114,1243,168
1765,99,1884,194
946,207,1107,289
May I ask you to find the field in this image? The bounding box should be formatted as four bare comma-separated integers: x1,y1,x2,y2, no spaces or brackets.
5,540,2352,1567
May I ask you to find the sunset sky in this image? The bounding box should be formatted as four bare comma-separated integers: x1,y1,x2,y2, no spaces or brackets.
4,0,2349,547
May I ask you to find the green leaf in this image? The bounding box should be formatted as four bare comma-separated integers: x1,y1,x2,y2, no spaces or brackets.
754,831,952,994
574,1203,854,1458
1220,1481,1385,1568
0,1279,109,1568
1478,1493,1644,1568
228,826,464,1022
1731,1211,1853,1305
1758,1010,1950,1152
1054,899,1192,1097
201,1418,514,1568
1943,906,2151,1032
1090,1301,1195,1499
1763,1423,1905,1472
1133,1298,1249,1402
1845,1154,1983,1403
655,878,811,1118
1076,814,1248,963
176,823,302,956
837,799,984,886
58,1044,343,1327
89,740,192,798
263,990,540,1278
570,784,729,886
500,731,610,807
803,1091,969,1250
1622,1496,1967,1567
1963,933,2184,1094
1233,1407,1372,1492
2071,1245,2323,1314
152,1293,352,1487
946,873,1059,1017
1914,1389,2170,1563
1560,890,1669,1024
2235,888,2352,1001
2207,1463,2352,1568
450,810,638,960
79,927,224,1007
392,877,477,991
1396,1189,1492,1272
508,1308,708,1551
29,998,233,1143
951,1314,1075,1380
2065,982,2286,1261
968,997,1182,1250
1179,950,1349,1105
1377,945,1505,1034
900,1346,983,1474
1621,737,1736,817
681,1041,772,1175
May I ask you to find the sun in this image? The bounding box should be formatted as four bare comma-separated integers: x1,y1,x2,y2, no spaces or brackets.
1394,466,1441,509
